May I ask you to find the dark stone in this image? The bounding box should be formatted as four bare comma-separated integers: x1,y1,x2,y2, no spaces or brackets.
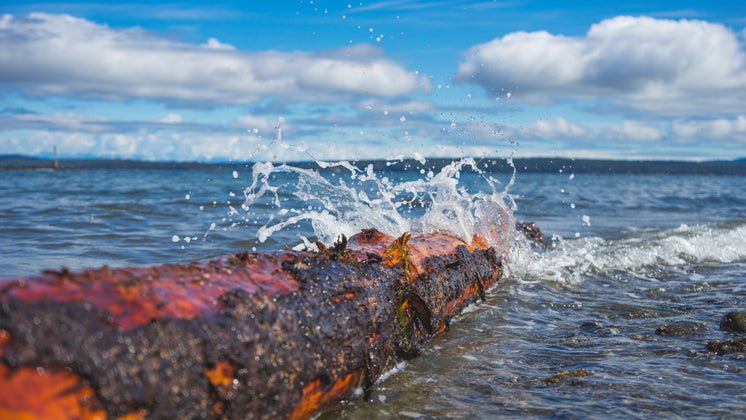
579,322,603,333
719,312,746,334
707,338,746,355
655,321,708,337
543,369,594,386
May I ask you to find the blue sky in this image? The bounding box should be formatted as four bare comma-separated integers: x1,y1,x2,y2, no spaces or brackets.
1,1,745,162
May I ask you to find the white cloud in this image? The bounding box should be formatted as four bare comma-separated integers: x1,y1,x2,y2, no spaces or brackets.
0,130,284,162
232,114,280,133
672,115,746,141
604,120,663,141
357,99,437,114
157,113,184,124
0,13,431,105
0,128,437,162
201,38,236,50
7,112,111,132
456,16,746,115
522,117,591,139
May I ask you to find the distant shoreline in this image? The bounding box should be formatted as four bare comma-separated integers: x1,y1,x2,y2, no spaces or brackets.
2,155,746,175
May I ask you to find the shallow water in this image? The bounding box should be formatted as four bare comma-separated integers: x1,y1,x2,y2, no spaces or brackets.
325,172,746,418
1,166,745,418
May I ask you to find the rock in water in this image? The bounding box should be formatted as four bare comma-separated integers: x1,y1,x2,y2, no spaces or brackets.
655,321,708,337
707,338,746,355
719,311,746,334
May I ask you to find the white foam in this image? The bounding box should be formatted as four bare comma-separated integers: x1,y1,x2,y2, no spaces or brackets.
508,222,746,285
376,361,407,384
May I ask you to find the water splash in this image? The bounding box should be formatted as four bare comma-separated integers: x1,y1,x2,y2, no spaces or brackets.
239,157,522,257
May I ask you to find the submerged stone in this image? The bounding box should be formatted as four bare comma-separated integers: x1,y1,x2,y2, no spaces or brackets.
707,338,746,355
719,311,746,334
655,321,708,337
543,369,594,386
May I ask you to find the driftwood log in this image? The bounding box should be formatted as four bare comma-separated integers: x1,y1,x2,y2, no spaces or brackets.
0,223,543,419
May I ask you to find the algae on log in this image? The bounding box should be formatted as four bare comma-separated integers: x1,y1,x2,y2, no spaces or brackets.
0,226,542,419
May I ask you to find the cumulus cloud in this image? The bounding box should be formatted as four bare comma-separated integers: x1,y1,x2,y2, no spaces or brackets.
0,130,289,162
157,113,184,124
522,117,591,139
672,115,746,141
231,114,281,133
456,16,746,115
0,127,455,162
604,120,663,141
0,13,431,105
2,112,112,132
357,99,437,114
201,38,236,50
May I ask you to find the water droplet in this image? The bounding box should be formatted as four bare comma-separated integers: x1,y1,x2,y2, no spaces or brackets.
172,235,180,242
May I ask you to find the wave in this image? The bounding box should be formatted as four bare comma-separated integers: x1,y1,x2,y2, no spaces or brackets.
507,220,746,284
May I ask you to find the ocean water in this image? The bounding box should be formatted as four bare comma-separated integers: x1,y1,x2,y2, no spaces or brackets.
1,161,745,418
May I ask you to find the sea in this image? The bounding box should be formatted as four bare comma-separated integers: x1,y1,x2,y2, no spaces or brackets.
1,158,745,418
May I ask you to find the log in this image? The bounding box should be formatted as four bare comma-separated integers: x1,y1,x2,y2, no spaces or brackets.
0,226,542,419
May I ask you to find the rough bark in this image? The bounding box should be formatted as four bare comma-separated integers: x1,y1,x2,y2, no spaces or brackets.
0,227,539,419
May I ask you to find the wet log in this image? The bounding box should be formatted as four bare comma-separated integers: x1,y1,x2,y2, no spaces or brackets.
0,226,541,419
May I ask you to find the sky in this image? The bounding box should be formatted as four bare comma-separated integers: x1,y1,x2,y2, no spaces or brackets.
1,1,745,162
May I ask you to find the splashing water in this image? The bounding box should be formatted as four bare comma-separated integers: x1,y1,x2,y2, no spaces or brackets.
239,157,525,259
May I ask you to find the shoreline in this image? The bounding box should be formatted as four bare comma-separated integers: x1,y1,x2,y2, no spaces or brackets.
2,155,746,175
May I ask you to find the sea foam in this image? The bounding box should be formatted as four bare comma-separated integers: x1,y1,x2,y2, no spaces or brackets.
508,221,746,285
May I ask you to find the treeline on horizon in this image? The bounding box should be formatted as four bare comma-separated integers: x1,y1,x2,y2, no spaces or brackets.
2,154,746,175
